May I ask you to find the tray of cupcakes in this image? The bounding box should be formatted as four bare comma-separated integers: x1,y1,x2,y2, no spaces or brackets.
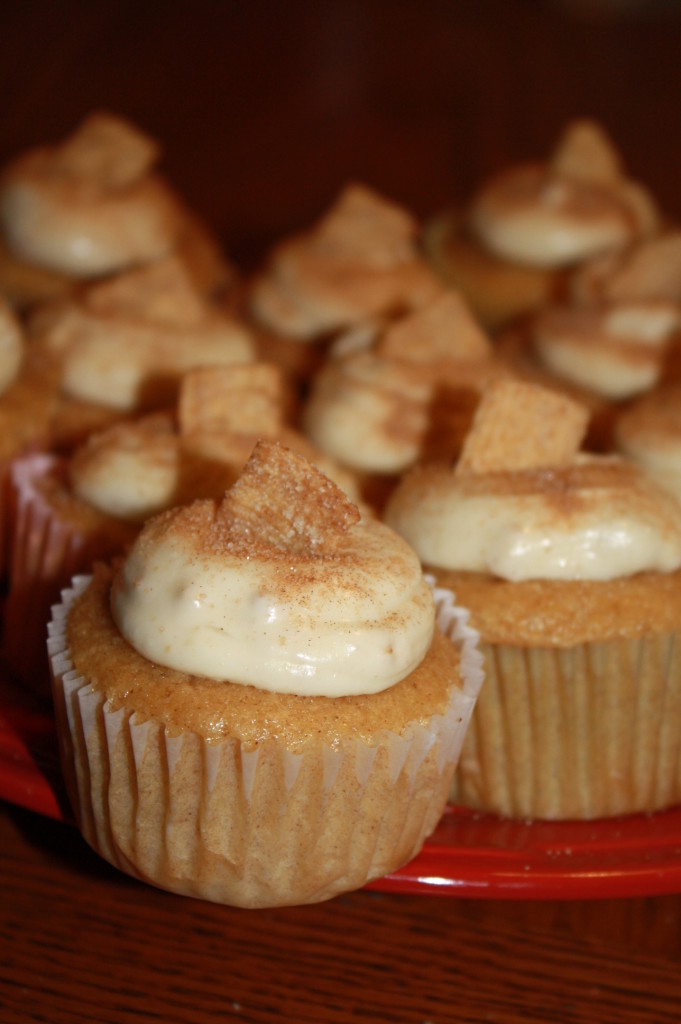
1,113,681,906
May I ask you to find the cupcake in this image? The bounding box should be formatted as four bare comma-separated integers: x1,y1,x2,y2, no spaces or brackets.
0,111,231,305
495,231,681,450
47,441,483,907
384,379,681,820
0,296,61,579
4,361,360,695
302,290,509,510
614,383,681,504
248,183,442,383
424,120,659,330
30,254,255,451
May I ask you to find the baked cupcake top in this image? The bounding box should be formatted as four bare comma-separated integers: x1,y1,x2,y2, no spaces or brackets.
68,363,361,521
0,112,190,278
384,379,681,581
34,256,255,411
469,120,659,269
111,441,434,696
249,183,442,339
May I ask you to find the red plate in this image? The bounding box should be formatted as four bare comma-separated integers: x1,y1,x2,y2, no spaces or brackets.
3,671,681,900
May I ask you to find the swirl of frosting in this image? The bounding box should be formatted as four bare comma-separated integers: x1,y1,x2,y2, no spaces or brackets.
531,301,680,399
303,351,433,473
59,314,254,410
111,443,435,696
384,455,681,582
249,183,442,339
468,122,658,269
0,297,24,395
615,386,681,504
0,113,188,278
69,414,180,521
39,257,255,410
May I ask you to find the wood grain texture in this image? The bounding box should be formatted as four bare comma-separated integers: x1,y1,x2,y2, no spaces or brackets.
3,2,681,1020
2,806,681,1023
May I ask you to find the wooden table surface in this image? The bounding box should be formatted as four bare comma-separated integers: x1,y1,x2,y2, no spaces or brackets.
2,2,681,1021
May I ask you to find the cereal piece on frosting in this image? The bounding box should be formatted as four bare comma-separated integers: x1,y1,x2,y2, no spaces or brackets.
83,254,208,325
313,183,416,265
48,112,160,191
219,440,360,553
377,291,491,364
178,364,282,439
550,120,622,185
250,182,442,342
456,379,588,475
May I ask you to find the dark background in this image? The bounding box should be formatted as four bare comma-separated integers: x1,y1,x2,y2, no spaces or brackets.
3,0,680,267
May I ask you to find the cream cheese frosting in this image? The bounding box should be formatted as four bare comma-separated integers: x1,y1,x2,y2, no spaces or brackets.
39,257,255,410
615,386,681,503
67,364,363,522
384,456,681,581
111,443,435,696
303,351,433,474
69,414,179,521
59,315,254,410
469,121,658,269
0,297,24,394
249,183,442,339
0,113,186,278
531,301,680,399
384,379,681,582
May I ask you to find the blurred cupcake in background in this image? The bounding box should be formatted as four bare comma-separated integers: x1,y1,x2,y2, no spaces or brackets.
0,111,234,310
424,119,660,330
302,290,510,511
28,254,255,451
614,382,681,504
248,183,443,384
496,230,681,449
2,361,361,695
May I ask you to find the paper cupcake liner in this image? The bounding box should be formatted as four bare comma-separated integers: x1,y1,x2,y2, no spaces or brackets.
47,575,483,907
450,633,681,820
3,453,136,695
0,442,48,588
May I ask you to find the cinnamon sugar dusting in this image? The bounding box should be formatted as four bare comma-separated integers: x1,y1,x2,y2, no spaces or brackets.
217,440,360,555
456,379,588,475
178,364,282,440
377,290,491,364
46,112,160,191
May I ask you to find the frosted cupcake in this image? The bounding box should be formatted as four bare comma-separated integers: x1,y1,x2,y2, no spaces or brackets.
424,120,659,330
47,442,483,907
4,362,360,694
0,297,59,580
30,255,255,451
385,379,681,820
302,291,509,509
615,383,681,505
496,231,681,449
248,183,442,381
0,111,231,304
